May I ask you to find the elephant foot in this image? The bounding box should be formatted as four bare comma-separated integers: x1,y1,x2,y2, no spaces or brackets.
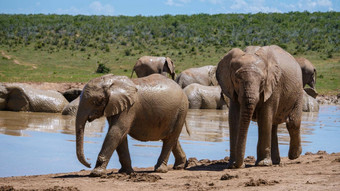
173,159,188,170
256,158,272,166
90,168,106,177
272,156,281,165
154,163,168,173
118,167,134,175
288,146,302,160
227,160,245,169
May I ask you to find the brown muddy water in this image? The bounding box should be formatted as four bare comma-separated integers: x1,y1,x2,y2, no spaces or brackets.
0,105,339,177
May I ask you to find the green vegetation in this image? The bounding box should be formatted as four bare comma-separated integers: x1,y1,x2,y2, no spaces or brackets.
0,12,339,94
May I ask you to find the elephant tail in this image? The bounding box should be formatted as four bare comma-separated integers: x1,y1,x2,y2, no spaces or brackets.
184,120,191,136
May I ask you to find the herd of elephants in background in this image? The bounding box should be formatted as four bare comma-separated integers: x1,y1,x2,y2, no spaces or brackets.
0,45,320,177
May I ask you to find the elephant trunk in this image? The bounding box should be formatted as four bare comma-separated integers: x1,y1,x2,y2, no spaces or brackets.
235,92,257,167
75,111,91,168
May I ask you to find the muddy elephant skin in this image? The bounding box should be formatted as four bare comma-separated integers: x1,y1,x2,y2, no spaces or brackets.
176,65,217,88
183,83,228,109
131,56,175,80
216,45,304,168
75,74,189,177
0,83,68,113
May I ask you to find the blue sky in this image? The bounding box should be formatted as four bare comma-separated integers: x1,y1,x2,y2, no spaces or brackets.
0,0,338,16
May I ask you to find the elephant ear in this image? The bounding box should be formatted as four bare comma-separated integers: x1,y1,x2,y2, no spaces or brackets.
216,48,245,102
104,76,138,117
165,57,175,74
256,48,282,102
208,66,218,86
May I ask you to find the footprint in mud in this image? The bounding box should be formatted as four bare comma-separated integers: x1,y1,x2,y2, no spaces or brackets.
220,173,239,180
102,173,162,182
245,178,280,187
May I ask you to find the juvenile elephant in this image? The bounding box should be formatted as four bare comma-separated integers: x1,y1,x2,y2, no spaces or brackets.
176,65,218,88
76,74,189,177
183,83,228,109
216,45,304,168
0,83,68,113
131,56,175,80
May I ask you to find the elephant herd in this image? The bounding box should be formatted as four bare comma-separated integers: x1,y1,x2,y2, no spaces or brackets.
0,45,319,177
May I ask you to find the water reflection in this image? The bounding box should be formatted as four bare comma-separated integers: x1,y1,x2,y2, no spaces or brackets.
0,105,339,177
0,111,106,137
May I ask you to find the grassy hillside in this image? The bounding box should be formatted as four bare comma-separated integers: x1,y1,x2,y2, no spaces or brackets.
0,12,339,95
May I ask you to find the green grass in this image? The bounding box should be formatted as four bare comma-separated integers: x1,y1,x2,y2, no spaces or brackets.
0,44,339,95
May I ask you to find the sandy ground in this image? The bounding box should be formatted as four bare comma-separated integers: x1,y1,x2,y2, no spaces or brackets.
0,151,339,191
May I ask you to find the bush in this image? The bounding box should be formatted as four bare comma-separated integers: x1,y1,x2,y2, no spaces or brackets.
96,63,110,74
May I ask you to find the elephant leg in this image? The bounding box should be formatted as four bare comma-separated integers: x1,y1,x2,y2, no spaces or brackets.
287,99,303,160
172,140,187,170
271,124,281,164
227,100,240,168
116,136,134,174
256,107,273,166
90,122,129,177
154,137,174,173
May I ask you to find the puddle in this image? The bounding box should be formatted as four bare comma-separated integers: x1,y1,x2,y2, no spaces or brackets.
0,105,339,177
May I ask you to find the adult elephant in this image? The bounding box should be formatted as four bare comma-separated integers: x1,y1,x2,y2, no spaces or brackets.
76,74,189,177
0,83,68,113
183,83,228,109
216,45,303,168
295,57,318,98
176,65,218,88
130,56,175,80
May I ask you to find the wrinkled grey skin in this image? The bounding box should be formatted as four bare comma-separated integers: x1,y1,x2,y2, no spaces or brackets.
245,46,318,98
76,74,189,177
302,91,319,112
131,56,176,80
176,65,218,88
216,45,303,168
0,83,68,113
183,83,228,109
62,96,80,116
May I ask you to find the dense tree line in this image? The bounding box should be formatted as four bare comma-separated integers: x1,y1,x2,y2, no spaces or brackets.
0,12,339,56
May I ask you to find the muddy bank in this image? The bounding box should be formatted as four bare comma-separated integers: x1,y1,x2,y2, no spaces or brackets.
3,82,339,105
1,151,339,191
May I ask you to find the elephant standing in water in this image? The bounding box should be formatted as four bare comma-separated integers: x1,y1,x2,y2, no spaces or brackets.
176,65,218,88
183,83,228,109
0,83,68,113
131,56,176,80
76,74,189,177
216,45,304,168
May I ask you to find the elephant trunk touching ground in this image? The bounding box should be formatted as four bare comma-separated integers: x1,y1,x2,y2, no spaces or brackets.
234,74,261,167
75,103,92,168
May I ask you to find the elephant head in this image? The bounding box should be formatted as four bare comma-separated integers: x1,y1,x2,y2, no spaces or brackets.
164,57,176,80
216,47,281,167
75,74,138,168
295,57,317,98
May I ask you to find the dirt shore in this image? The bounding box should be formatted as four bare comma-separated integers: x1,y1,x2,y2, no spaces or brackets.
0,151,339,191
3,82,339,105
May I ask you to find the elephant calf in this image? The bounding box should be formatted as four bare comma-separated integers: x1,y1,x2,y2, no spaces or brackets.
76,74,189,177
183,83,228,109
0,83,68,113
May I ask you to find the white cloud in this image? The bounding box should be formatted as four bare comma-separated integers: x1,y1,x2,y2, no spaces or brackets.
298,0,333,10
89,1,114,15
165,0,192,6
